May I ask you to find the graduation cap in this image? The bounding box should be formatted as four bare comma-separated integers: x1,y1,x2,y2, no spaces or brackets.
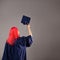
21,15,31,25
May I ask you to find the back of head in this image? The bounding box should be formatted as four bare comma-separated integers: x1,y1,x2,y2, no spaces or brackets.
6,26,20,45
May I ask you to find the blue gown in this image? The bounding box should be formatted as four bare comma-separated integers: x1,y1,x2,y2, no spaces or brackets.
2,35,33,60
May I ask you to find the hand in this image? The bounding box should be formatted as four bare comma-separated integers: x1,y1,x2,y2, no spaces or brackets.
27,24,31,28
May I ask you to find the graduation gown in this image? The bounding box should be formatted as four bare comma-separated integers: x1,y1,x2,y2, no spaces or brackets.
2,35,33,60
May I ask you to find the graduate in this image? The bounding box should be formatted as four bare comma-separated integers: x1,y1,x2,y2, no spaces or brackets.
2,24,33,60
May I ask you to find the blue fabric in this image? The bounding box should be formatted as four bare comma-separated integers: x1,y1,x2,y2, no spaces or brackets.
2,35,33,60
21,15,31,25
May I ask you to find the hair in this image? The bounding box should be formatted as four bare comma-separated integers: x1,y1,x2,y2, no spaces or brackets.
6,27,20,45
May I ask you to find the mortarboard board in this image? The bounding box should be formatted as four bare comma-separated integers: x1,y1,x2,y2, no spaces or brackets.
21,15,31,25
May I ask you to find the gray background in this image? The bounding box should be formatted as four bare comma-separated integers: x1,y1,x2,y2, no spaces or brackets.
0,0,60,60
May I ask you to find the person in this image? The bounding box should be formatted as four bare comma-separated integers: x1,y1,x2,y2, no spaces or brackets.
2,24,33,60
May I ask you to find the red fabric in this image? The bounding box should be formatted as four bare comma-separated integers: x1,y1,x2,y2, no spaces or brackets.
6,27,20,45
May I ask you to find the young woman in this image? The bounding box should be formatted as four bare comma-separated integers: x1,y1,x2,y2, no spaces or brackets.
2,24,33,60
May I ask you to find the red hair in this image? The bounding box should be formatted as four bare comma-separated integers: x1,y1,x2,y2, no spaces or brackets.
6,27,20,45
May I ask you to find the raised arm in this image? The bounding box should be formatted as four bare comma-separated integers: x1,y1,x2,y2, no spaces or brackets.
27,24,32,36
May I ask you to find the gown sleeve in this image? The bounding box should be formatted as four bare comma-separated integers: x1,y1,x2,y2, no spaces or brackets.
25,35,33,47
15,35,33,47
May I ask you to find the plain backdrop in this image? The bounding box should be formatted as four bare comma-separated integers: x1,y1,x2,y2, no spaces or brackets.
0,0,60,60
